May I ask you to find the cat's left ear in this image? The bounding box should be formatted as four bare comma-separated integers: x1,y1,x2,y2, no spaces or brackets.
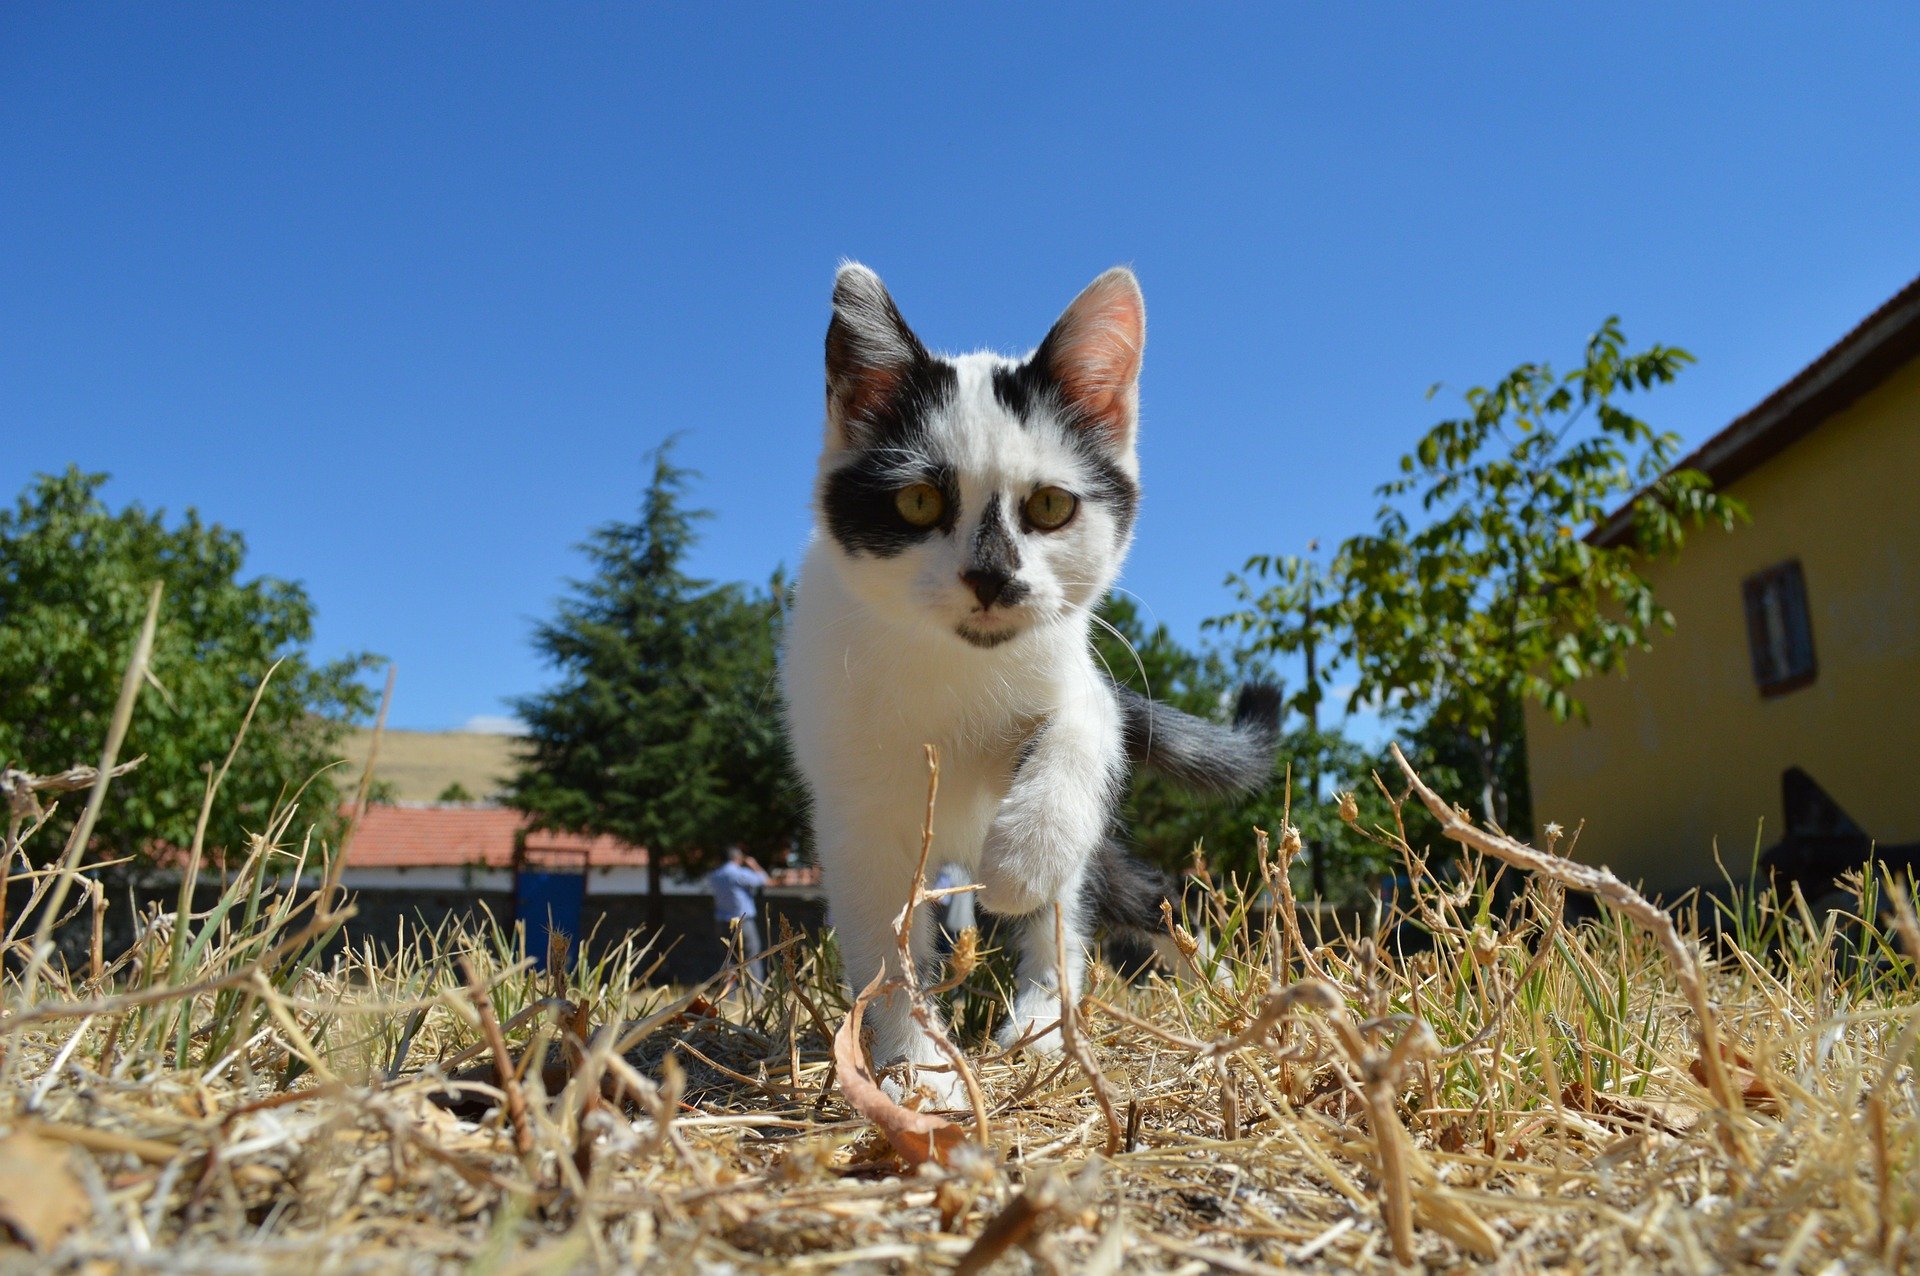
1034,267,1146,447
825,263,930,450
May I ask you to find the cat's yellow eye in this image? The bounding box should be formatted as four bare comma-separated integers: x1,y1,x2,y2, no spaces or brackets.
894,482,944,527
1024,485,1078,531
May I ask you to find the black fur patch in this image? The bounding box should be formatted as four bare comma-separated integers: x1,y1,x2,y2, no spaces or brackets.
819,349,961,558
990,356,1052,422
993,357,1139,540
962,494,1029,607
970,493,1021,573
822,456,958,558
1082,838,1180,936
1067,438,1139,541
843,354,958,453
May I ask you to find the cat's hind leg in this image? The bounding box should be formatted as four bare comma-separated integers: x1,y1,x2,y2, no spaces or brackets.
821,823,969,1109
989,870,1092,1055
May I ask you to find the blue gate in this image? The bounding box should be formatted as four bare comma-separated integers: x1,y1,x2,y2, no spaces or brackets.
515,868,586,971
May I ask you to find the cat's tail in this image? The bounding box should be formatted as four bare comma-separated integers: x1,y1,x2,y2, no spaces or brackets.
1114,681,1282,797
1082,837,1231,982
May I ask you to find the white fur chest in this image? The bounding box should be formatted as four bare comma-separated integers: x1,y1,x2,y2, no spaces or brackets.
782,537,1107,868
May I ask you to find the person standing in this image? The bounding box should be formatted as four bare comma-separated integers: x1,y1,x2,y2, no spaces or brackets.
707,846,771,985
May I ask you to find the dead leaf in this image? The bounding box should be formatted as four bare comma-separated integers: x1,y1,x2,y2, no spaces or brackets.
1689,1042,1781,1114
954,1169,1060,1276
0,1131,91,1252
672,995,721,1024
832,971,968,1167
1563,1082,1703,1137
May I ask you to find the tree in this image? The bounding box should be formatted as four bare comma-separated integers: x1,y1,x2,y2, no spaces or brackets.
1337,319,1744,828
1093,594,1241,868
1094,596,1381,898
507,443,801,928
0,467,379,863
1209,544,1351,896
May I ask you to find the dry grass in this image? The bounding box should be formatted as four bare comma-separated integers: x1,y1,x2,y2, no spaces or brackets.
3,669,1917,1271
337,729,518,803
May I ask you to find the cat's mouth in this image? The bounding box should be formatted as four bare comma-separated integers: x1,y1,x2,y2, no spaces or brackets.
955,609,1025,648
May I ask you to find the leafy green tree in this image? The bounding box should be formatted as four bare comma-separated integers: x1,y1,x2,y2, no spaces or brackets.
1094,597,1381,898
0,467,378,862
436,782,475,803
1337,319,1744,829
1208,544,1353,896
507,443,801,927
1212,546,1338,725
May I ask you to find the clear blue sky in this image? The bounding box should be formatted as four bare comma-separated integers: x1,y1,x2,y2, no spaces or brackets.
5,6,1917,733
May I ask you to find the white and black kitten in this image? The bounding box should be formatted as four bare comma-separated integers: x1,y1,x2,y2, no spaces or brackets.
782,264,1278,1106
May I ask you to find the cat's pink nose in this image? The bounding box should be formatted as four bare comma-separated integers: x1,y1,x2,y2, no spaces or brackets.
960,568,1011,608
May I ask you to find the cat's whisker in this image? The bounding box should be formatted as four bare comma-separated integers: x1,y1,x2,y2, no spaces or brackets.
1082,619,1130,691
1087,611,1155,758
1101,584,1160,618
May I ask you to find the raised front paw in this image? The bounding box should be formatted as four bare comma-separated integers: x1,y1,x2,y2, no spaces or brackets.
976,852,1049,916
978,798,1089,916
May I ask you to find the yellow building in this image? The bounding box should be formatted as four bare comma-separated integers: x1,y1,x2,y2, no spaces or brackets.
1525,274,1920,896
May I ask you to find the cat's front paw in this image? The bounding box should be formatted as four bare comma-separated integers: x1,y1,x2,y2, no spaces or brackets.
976,855,1048,917
978,784,1099,916
879,1065,968,1113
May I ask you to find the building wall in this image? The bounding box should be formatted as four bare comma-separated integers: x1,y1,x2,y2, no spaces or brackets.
585,892,829,984
1524,354,1920,894
339,886,828,985
5,873,827,989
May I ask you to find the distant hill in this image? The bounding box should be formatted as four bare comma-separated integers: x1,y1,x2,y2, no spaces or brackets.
337,729,519,802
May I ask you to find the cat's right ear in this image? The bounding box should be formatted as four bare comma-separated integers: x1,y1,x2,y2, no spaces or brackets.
1032,268,1145,450
825,263,928,450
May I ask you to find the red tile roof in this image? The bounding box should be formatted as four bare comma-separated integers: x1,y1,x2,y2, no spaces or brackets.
343,803,648,870
337,803,821,886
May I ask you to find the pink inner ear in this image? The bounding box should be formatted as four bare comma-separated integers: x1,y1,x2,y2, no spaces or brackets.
837,364,903,428
1049,275,1144,438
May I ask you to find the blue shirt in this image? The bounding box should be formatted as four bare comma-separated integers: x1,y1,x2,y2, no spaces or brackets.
708,861,768,920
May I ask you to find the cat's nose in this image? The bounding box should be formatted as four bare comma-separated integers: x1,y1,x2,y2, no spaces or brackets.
960,568,1012,608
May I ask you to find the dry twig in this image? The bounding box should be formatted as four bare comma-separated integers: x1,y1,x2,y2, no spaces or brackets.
459,954,536,1158
1388,741,1745,1151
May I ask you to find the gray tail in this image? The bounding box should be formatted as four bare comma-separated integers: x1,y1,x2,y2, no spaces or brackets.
1115,681,1281,797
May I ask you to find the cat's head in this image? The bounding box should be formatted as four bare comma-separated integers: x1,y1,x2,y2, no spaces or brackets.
812,263,1144,650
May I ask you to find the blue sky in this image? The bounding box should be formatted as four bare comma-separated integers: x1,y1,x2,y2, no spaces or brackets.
5,5,1918,734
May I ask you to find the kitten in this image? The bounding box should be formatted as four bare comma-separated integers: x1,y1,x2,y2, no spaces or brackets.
781,264,1279,1106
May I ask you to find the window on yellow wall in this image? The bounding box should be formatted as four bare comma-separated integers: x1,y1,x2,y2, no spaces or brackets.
1742,560,1816,696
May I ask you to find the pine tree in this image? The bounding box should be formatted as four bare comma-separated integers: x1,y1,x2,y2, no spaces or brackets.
507,443,799,927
